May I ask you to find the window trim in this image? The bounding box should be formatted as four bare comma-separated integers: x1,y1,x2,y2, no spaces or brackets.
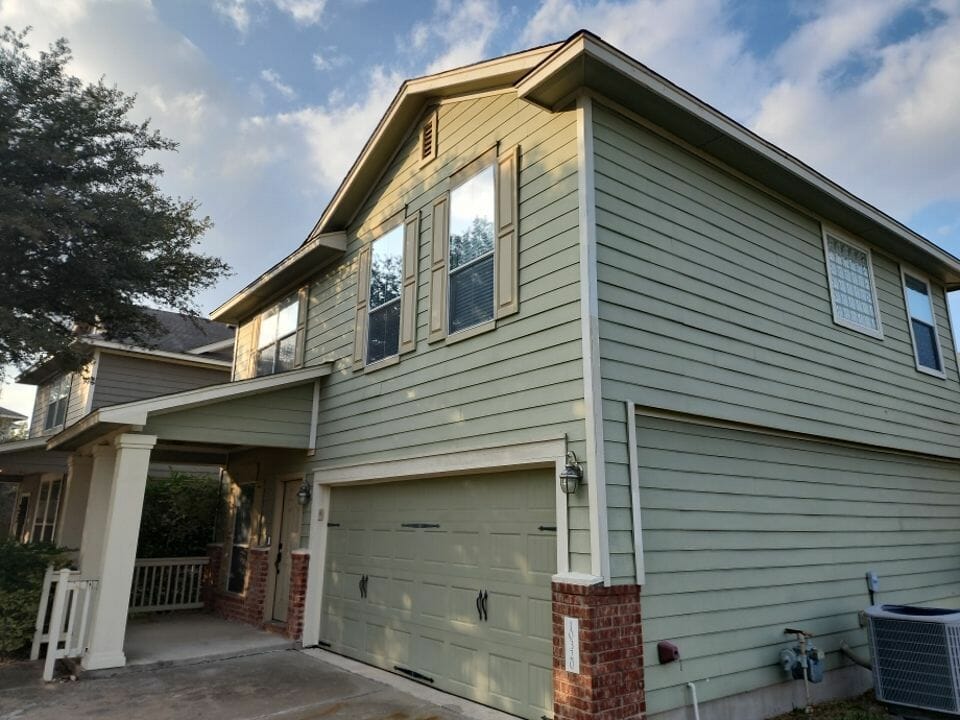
364,220,405,369
821,226,884,340
445,156,497,340
900,265,947,379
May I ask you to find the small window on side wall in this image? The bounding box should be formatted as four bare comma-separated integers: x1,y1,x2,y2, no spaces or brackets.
901,270,945,377
448,164,496,334
256,294,299,376
822,230,883,339
367,224,404,364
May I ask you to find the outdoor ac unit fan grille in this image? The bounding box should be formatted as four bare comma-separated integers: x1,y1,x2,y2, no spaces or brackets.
869,617,960,712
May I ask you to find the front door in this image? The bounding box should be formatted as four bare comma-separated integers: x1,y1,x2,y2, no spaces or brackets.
272,480,301,622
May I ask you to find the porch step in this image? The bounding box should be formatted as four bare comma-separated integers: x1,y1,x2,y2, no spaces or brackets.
263,621,289,637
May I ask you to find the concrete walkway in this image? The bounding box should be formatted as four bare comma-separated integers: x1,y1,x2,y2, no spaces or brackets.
0,649,510,720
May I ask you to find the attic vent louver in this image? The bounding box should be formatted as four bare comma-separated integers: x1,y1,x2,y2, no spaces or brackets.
419,108,437,166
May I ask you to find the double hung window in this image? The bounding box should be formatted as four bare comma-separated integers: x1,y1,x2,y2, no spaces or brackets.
44,376,70,431
256,295,299,376
902,271,944,376
31,477,62,543
448,165,496,334
227,484,255,593
367,225,404,364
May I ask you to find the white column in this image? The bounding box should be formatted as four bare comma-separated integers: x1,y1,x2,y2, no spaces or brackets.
301,482,330,647
82,433,156,671
78,445,116,578
57,454,93,552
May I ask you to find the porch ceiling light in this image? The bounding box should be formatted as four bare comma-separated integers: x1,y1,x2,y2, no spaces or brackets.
559,451,582,495
297,478,312,506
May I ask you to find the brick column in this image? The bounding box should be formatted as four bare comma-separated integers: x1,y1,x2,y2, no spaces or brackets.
203,543,224,608
206,545,270,629
243,547,270,626
285,550,310,641
553,581,645,720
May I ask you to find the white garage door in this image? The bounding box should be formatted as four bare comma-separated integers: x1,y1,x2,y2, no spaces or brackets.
320,469,557,719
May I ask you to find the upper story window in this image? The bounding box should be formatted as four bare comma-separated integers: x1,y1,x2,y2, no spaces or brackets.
256,294,299,376
44,375,70,431
367,224,404,364
448,164,496,334
822,230,883,339
901,270,944,377
427,145,519,345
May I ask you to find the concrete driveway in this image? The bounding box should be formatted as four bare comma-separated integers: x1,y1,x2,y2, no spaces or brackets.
0,649,509,720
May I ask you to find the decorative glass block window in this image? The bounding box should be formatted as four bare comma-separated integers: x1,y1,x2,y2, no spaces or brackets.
902,271,944,376
823,232,883,338
228,483,255,593
44,375,70,431
31,477,62,544
256,294,299,376
367,225,404,364
448,164,495,334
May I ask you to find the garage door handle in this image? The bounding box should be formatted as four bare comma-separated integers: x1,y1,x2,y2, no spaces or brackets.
476,591,482,621
359,575,368,599
481,590,488,622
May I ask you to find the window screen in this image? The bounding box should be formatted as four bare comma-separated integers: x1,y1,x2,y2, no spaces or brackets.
367,225,404,364
825,235,881,334
448,165,495,334
904,273,943,373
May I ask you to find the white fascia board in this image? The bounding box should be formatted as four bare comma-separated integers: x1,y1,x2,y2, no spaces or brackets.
0,437,48,454
88,340,232,369
186,338,235,355
97,364,333,425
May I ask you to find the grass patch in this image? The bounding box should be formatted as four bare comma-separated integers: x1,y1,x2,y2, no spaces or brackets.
768,693,889,720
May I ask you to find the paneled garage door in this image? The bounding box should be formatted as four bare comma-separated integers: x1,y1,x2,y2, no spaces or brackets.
636,414,960,716
320,470,557,719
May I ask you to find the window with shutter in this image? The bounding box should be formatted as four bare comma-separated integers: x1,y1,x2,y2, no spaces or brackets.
429,144,519,343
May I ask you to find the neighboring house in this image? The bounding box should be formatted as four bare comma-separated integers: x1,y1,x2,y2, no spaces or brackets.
0,406,27,441
36,31,960,720
1,309,234,546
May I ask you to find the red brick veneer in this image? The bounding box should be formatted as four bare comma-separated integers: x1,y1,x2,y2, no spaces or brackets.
553,581,645,720
285,550,309,640
204,545,270,627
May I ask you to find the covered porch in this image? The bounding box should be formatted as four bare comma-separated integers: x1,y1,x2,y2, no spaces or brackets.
44,365,330,672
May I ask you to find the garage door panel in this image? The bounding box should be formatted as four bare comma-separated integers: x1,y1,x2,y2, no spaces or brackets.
321,469,556,720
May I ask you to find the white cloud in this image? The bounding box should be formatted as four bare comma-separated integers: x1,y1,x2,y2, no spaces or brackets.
418,0,501,75
260,68,297,99
312,46,347,72
214,0,327,34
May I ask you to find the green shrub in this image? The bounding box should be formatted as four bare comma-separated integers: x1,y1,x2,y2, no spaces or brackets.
136,472,222,558
0,539,67,656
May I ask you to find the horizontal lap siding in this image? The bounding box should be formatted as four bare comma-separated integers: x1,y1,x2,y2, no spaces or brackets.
592,103,960,584
92,353,229,409
301,94,589,573
636,415,960,714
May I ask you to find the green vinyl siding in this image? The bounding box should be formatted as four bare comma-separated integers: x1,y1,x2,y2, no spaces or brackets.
297,93,590,573
635,415,960,715
592,102,960,583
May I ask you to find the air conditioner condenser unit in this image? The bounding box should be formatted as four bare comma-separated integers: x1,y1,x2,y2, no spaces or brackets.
866,604,960,715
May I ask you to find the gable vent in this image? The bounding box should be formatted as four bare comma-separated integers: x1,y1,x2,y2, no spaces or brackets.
419,109,437,166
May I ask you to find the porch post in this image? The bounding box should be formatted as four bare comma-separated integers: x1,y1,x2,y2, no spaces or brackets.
78,445,116,578
82,433,157,671
302,481,329,646
57,453,93,551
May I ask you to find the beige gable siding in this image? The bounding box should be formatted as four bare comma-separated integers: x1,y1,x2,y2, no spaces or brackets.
65,362,95,427
301,92,591,572
592,103,960,583
233,318,258,381
28,383,51,439
91,352,229,409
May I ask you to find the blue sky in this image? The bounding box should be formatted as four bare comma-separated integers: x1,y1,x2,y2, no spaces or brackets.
2,0,960,414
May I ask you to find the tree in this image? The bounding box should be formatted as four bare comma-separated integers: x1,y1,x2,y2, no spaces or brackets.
0,28,229,372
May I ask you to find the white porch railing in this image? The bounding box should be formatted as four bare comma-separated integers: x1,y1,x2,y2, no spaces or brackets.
129,556,209,613
32,566,98,681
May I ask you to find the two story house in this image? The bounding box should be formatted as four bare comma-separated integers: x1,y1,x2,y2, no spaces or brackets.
40,31,960,720
1,308,234,547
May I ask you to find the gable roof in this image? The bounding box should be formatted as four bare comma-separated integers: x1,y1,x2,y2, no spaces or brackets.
0,406,26,421
212,30,960,324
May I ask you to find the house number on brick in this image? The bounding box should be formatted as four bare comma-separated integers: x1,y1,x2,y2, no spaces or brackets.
564,616,580,674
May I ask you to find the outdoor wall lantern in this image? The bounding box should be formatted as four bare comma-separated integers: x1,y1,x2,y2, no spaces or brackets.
559,451,583,495
297,478,312,506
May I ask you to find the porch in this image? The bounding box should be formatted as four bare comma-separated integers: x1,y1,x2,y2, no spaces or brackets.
40,365,331,673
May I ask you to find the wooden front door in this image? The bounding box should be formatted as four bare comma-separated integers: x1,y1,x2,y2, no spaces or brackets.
272,480,301,622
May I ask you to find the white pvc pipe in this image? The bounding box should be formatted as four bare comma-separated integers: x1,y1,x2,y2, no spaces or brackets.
687,681,701,720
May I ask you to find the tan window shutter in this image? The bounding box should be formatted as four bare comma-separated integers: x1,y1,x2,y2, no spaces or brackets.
495,145,520,319
428,194,449,342
400,211,420,354
352,245,371,368
294,284,310,368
